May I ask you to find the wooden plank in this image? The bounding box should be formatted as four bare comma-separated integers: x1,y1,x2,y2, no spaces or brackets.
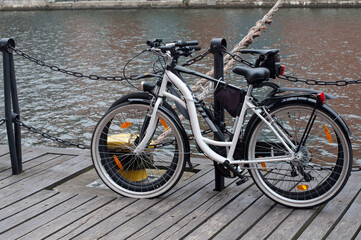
0,145,9,156
0,153,92,209
0,147,45,173
72,167,214,239
0,193,95,239
0,191,75,233
100,167,217,240
209,195,276,240
0,154,73,189
0,190,57,221
140,179,252,240
355,230,361,240
265,208,316,240
326,190,361,239
17,195,116,240
126,178,237,240
237,204,293,240
31,146,88,156
268,172,361,239
298,172,361,240
45,197,137,240
182,185,265,240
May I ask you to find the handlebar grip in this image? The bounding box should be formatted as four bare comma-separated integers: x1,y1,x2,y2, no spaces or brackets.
176,40,199,47
183,40,199,46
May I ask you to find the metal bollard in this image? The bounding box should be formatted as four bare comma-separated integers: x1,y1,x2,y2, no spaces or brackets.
210,38,227,191
1,38,22,175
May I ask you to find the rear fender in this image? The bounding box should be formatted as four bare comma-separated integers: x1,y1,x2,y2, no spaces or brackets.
259,96,355,140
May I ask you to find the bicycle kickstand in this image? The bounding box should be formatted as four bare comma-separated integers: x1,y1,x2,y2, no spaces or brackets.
223,160,249,186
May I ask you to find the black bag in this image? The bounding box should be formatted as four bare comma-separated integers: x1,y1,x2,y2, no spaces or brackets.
214,84,246,117
260,53,281,79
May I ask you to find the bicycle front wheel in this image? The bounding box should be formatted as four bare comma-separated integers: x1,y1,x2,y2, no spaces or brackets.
91,101,188,198
246,100,352,208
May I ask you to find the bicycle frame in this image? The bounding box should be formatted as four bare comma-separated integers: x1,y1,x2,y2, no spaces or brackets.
134,56,296,165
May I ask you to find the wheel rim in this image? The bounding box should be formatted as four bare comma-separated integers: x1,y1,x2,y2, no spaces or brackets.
92,103,185,198
248,104,350,207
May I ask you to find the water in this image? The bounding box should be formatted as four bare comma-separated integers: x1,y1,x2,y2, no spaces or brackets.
0,8,360,165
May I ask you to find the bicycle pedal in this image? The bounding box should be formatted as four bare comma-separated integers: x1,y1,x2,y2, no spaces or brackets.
236,176,249,186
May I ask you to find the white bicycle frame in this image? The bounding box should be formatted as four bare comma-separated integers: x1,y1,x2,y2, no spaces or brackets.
135,52,296,165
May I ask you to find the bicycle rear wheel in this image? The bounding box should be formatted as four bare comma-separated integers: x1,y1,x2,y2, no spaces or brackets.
246,100,352,208
91,101,188,198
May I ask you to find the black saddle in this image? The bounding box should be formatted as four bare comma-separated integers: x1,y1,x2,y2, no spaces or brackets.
232,66,270,86
240,49,279,56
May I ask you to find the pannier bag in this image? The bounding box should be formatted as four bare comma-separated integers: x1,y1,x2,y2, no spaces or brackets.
214,84,247,117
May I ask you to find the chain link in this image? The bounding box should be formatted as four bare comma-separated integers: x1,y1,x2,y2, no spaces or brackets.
279,74,361,86
11,46,127,82
222,49,255,68
0,118,5,126
182,49,211,67
15,119,90,149
13,118,212,150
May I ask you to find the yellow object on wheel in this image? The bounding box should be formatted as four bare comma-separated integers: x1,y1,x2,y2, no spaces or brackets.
107,133,152,182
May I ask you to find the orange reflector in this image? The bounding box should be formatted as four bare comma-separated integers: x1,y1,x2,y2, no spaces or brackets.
297,185,309,191
113,154,123,169
113,154,147,181
260,162,267,172
322,124,332,143
258,156,267,172
159,118,168,130
121,122,131,129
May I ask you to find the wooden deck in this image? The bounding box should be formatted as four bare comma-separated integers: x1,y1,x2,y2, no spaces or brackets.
0,145,360,240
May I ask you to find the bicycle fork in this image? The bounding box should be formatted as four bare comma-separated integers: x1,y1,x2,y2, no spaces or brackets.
133,97,163,155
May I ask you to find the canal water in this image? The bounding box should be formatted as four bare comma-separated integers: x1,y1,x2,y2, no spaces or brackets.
0,8,360,165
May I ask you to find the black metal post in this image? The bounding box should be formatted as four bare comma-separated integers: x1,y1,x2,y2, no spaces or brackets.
210,38,227,191
1,38,22,175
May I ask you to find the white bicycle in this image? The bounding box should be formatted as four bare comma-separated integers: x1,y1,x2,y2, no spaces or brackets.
91,39,353,208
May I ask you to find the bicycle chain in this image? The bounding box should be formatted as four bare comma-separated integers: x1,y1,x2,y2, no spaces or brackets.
278,74,361,86
11,46,128,82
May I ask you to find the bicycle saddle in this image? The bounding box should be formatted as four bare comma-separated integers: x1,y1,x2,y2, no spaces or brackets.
240,49,279,56
232,66,270,85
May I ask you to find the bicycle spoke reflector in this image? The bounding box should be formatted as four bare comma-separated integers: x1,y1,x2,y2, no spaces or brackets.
121,122,132,129
296,184,309,191
322,124,332,143
159,118,169,130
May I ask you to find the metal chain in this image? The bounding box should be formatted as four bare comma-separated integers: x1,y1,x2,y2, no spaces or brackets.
182,49,212,67
15,119,90,149
10,46,128,82
279,74,361,86
0,118,5,126
223,49,255,68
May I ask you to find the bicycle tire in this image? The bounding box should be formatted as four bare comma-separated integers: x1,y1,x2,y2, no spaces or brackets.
91,100,189,198
245,99,352,208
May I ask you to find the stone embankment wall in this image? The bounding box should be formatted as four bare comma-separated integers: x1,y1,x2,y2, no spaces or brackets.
0,0,360,10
